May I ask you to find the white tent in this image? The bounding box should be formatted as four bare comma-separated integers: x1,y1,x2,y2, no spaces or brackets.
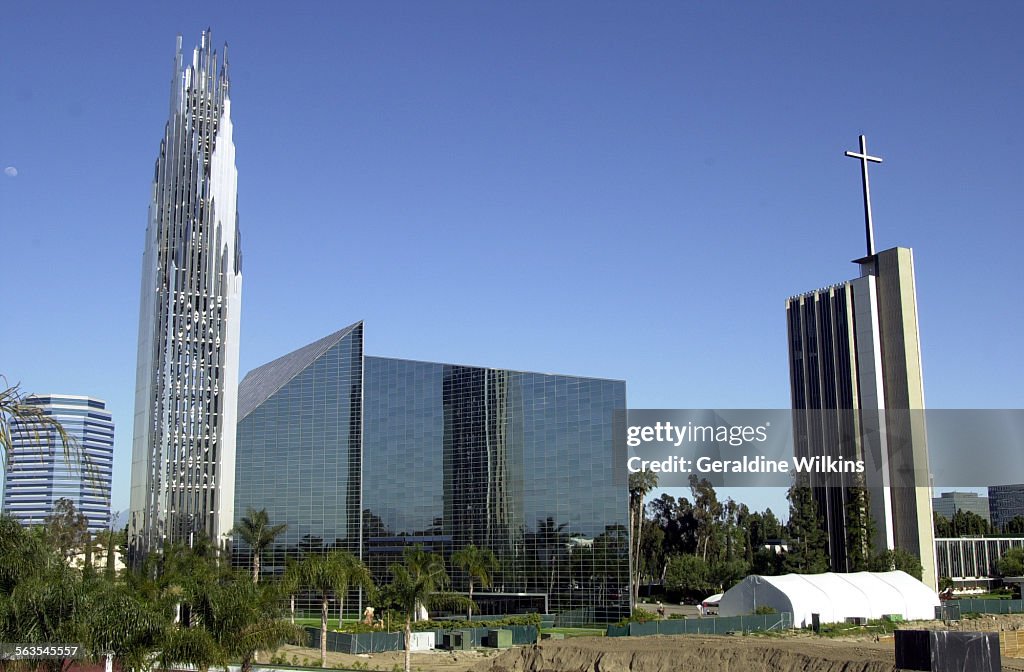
718,571,939,627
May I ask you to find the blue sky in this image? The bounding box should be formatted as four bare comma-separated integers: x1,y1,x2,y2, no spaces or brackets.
2,3,1021,516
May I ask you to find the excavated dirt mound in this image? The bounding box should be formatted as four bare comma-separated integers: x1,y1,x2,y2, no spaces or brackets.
473,635,899,672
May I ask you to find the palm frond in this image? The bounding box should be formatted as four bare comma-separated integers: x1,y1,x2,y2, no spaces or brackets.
0,379,98,489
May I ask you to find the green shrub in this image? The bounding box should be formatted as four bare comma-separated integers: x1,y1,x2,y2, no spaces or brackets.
614,607,657,627
407,613,541,631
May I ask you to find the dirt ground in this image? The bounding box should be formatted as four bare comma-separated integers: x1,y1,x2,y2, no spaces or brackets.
270,643,500,672
272,614,1024,672
479,633,1024,672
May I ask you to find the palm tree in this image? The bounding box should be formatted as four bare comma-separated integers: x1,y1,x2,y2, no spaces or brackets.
400,545,447,621
333,552,374,628
1,379,79,468
230,508,287,583
163,574,305,672
385,549,473,672
82,582,169,672
289,551,373,667
451,544,498,619
628,471,658,605
0,515,170,672
281,558,299,624
0,531,87,672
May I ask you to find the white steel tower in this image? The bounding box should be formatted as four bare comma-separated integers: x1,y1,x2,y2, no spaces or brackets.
129,30,242,558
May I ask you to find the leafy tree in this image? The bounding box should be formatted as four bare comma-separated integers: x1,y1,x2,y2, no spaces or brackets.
1005,516,1024,535
689,474,723,563
628,471,658,604
709,557,749,592
451,544,498,619
83,531,97,576
230,507,287,583
951,509,992,536
638,517,666,584
720,499,746,563
742,508,784,567
97,527,126,582
935,510,993,537
871,548,924,580
647,493,698,556
45,497,90,561
997,547,1024,577
844,484,876,571
383,550,473,672
783,482,828,574
664,554,711,594
640,484,787,586
751,547,784,576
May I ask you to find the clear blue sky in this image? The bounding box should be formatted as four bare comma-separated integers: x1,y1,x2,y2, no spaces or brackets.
2,3,1022,516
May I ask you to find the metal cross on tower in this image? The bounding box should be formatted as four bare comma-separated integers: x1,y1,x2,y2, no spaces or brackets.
845,135,883,257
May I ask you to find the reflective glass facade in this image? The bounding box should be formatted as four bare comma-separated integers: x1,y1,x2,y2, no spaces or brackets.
234,322,629,621
989,485,1024,532
234,323,363,568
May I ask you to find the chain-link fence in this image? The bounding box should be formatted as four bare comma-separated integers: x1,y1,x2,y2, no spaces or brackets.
953,598,1024,615
607,612,793,637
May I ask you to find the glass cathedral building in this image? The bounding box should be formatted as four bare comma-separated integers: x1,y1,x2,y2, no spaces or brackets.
235,322,629,621
129,31,243,557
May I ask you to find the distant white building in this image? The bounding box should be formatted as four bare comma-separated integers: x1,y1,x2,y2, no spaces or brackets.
935,536,1024,589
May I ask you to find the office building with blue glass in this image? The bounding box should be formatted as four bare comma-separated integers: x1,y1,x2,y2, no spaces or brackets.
2,395,114,533
234,321,629,621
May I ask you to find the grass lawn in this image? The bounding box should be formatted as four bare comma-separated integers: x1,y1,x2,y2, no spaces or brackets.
816,619,898,638
293,616,363,628
968,592,1016,600
542,627,606,637
292,617,608,639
